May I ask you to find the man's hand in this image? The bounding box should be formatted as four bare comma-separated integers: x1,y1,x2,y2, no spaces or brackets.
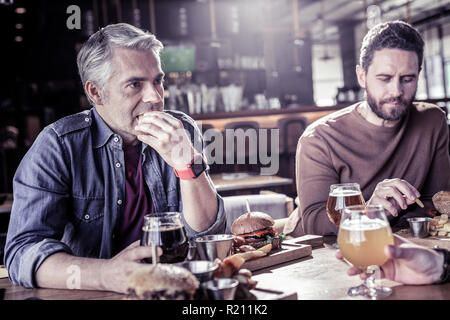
135,112,197,170
336,235,444,285
368,178,420,217
100,241,162,293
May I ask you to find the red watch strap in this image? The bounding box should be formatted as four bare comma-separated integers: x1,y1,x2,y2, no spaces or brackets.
174,165,197,179
173,154,205,180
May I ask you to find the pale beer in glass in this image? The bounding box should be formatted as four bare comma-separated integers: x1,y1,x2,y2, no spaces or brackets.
338,216,394,268
337,204,394,299
326,183,365,227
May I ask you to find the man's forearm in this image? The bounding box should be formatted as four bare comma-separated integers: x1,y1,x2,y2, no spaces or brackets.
35,252,107,291
180,172,218,232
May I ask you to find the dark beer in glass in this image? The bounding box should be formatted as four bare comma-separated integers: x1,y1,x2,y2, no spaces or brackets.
141,212,189,263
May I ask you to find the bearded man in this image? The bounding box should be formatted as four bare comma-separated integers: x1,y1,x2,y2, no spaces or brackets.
289,20,450,236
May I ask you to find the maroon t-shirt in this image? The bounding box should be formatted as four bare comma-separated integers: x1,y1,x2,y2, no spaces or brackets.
115,142,153,253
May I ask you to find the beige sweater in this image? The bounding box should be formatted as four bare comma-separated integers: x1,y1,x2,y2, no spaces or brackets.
294,102,450,236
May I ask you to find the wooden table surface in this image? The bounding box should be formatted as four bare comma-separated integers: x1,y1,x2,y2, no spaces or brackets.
210,173,293,192
252,231,450,300
1,230,449,300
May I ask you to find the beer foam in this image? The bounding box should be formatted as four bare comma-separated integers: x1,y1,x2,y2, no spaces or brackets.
330,189,362,197
340,216,389,231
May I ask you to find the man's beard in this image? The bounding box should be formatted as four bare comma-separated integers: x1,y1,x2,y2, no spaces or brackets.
366,87,415,121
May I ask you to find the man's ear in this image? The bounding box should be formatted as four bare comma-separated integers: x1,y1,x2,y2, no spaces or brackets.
355,65,366,89
85,81,105,106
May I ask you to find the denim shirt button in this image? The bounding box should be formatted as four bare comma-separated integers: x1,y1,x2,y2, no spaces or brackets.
84,117,90,122
117,199,122,205
115,162,121,168
84,214,90,220
113,137,119,143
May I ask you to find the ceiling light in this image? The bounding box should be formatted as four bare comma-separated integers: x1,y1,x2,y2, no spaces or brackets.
15,7,25,14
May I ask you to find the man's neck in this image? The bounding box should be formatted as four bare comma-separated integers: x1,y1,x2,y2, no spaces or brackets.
357,102,401,127
123,136,140,147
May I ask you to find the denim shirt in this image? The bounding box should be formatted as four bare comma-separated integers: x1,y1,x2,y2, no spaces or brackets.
4,107,226,288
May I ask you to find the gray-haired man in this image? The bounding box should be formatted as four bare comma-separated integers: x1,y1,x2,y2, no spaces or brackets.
5,23,226,293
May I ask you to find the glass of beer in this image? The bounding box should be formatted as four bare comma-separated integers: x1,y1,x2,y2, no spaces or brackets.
337,204,394,299
326,183,365,227
141,212,189,264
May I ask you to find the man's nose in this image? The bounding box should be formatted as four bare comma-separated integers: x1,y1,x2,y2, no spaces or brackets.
142,83,163,104
389,80,403,98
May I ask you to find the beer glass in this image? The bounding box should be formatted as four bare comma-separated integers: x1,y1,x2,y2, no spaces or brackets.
141,212,189,264
338,205,394,299
326,183,365,227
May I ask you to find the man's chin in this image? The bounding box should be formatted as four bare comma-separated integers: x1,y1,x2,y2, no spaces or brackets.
381,104,409,121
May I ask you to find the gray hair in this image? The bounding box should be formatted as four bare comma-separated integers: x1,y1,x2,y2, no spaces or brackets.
77,23,164,105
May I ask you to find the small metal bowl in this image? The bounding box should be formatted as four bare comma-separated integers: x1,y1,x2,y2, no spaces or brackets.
176,260,218,283
201,278,239,300
194,234,234,261
407,217,432,238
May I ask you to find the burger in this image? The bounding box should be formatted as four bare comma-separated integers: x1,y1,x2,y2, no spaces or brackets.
231,211,283,253
125,264,199,300
433,191,450,214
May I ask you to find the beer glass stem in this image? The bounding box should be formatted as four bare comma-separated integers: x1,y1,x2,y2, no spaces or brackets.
151,243,159,265
347,266,392,299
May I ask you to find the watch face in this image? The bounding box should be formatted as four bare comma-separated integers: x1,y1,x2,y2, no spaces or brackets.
191,161,206,176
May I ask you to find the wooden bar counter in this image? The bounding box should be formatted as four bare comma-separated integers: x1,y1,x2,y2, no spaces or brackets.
1,229,449,300
193,105,344,131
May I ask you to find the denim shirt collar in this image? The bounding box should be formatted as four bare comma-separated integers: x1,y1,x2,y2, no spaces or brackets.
91,107,116,149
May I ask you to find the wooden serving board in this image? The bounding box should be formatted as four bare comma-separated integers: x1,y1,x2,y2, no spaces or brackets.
242,235,323,271
283,234,324,248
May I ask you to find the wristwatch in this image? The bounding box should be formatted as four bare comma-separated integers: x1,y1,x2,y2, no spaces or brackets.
173,154,208,180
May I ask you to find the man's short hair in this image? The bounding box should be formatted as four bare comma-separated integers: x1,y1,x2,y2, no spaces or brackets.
77,23,164,106
359,20,424,72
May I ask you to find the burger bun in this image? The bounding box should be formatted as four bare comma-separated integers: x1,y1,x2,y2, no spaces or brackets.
433,191,450,214
231,211,275,235
125,264,199,300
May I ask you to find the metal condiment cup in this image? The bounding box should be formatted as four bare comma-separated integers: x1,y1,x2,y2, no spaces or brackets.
194,234,234,261
201,279,239,300
407,217,432,238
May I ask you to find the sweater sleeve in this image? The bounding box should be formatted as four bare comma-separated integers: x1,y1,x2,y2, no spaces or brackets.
296,133,339,236
414,114,450,210
391,110,450,229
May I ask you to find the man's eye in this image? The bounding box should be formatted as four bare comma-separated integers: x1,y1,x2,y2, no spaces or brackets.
402,77,414,83
129,82,141,88
154,78,164,85
378,77,390,82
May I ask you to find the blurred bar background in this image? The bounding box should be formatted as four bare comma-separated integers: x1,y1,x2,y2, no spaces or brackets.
0,0,449,197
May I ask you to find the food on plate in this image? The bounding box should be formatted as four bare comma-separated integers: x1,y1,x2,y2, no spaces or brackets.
231,211,285,253
432,191,450,215
213,257,258,300
124,264,199,300
429,214,450,238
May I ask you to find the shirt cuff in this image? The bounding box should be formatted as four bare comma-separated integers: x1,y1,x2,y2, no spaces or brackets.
7,239,73,288
183,194,227,239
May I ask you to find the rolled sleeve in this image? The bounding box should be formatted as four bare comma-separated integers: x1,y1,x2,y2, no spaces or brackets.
182,194,226,239
4,127,72,288
7,239,72,288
